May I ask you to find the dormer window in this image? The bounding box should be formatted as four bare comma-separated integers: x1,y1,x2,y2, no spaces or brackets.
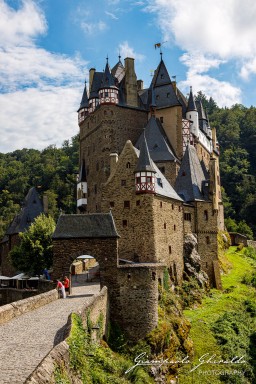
161,74,164,79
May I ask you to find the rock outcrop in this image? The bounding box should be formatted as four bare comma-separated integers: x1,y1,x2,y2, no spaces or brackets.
183,233,209,288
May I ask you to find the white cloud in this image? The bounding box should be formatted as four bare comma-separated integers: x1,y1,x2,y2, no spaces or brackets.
0,1,87,153
0,0,47,47
145,0,256,60
0,86,81,153
105,11,118,20
144,0,256,104
119,41,145,62
179,53,241,107
80,20,107,35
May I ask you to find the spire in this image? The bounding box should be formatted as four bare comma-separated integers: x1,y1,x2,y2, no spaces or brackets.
135,130,156,173
101,58,116,88
187,86,197,112
78,80,89,111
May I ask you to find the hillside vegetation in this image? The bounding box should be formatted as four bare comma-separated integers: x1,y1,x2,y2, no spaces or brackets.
179,246,256,384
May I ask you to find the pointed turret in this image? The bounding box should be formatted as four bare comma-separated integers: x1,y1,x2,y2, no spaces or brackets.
77,159,87,212
77,80,89,125
186,86,199,138
150,57,180,109
135,131,156,194
99,58,119,105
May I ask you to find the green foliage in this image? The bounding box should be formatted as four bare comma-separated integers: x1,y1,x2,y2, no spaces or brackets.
211,310,256,383
54,364,71,384
10,214,55,275
163,267,170,291
243,246,256,261
181,246,256,383
66,313,154,384
225,218,253,239
0,135,79,237
178,278,205,308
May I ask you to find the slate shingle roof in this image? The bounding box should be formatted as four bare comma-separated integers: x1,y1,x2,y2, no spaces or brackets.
135,131,156,173
135,116,178,162
89,72,103,98
174,145,208,202
78,159,87,183
78,81,89,111
52,213,119,239
187,87,197,112
6,187,44,235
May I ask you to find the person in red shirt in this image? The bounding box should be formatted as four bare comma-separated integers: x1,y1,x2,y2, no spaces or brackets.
56,279,66,299
63,276,70,295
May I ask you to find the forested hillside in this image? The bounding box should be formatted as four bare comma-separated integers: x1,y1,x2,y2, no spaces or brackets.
198,92,256,238
0,96,256,239
0,135,79,239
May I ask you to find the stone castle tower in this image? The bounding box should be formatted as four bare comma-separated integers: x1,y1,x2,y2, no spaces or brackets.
52,52,224,341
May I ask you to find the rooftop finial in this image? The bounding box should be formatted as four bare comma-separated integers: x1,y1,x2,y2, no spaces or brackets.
106,55,109,64
118,51,121,62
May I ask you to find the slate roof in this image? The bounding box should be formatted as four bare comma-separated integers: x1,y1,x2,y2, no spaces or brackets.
6,187,44,235
133,147,183,202
78,80,89,111
135,116,178,162
149,59,181,108
135,131,156,173
101,60,116,88
78,159,87,183
187,87,197,112
89,71,103,98
174,145,207,202
52,213,119,239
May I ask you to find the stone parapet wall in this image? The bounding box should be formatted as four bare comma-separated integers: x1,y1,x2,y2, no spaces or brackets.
0,289,58,325
25,286,108,384
247,240,256,248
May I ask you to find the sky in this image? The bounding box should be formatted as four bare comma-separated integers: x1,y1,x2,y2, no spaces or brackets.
1,0,256,153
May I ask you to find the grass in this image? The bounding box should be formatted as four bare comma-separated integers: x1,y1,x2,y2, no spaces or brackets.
178,246,256,384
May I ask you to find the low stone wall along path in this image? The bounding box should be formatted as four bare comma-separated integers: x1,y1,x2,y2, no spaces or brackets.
0,279,100,384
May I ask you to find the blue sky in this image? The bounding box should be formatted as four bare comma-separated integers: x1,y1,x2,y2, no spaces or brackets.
1,0,256,153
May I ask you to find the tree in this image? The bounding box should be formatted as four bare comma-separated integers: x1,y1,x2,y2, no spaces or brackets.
10,214,56,276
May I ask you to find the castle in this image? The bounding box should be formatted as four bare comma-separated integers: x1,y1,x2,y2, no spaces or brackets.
51,53,225,340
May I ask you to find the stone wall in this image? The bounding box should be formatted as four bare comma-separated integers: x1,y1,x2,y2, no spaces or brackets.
183,204,195,234
155,105,183,159
52,237,118,284
0,233,20,276
102,141,157,262
113,264,164,341
0,289,58,325
80,104,148,212
152,196,184,285
247,240,256,248
25,287,108,384
0,281,53,306
196,201,219,286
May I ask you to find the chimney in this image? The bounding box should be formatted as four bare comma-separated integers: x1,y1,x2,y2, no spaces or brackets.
110,153,118,175
89,68,95,93
124,58,138,107
137,80,144,90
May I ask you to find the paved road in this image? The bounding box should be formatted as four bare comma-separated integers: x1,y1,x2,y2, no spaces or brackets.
0,280,100,384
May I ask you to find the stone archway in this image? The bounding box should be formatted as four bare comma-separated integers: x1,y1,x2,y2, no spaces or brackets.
51,213,119,287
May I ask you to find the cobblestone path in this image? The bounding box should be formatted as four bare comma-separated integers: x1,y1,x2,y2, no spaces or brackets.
0,281,100,384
